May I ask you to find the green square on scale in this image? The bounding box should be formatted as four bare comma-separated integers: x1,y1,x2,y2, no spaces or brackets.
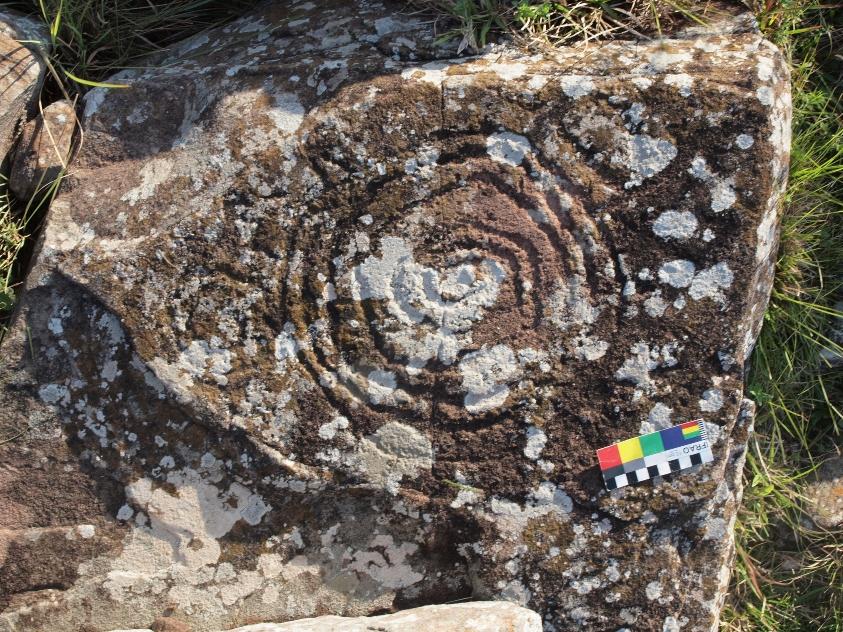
640,432,665,456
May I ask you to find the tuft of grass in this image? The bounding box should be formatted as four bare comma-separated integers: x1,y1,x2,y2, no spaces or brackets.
0,169,65,341
0,178,24,314
416,0,720,50
425,0,510,51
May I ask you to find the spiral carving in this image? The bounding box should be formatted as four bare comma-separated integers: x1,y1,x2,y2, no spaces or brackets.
279,115,622,432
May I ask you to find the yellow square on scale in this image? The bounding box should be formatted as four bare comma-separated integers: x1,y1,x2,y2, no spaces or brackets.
617,437,643,463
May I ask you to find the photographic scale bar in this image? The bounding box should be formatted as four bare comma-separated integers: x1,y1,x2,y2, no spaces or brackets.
596,419,714,490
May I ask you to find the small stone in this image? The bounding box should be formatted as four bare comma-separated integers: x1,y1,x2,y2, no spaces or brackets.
10,99,76,200
805,456,843,529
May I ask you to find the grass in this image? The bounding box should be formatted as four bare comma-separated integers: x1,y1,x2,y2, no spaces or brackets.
423,1,843,629
0,177,24,313
0,0,839,629
720,2,843,629
419,0,724,49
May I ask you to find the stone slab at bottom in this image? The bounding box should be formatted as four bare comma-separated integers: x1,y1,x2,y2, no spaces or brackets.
108,602,542,632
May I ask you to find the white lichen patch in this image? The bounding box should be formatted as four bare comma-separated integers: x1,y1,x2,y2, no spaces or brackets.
518,347,551,372
101,468,271,609
644,291,668,317
657,260,733,306
121,157,175,206
366,369,397,405
459,344,520,413
756,192,780,264
348,237,506,371
658,260,696,288
757,55,775,81
647,49,693,72
485,131,533,167
621,134,678,189
573,336,610,361
698,388,724,412
83,87,108,119
489,482,573,523
348,533,424,589
39,383,70,406
563,110,676,188
451,489,481,508
640,403,673,434
274,323,304,371
646,581,663,600
549,274,599,331
318,415,349,440
663,73,693,97
77,524,96,539
688,262,734,305
560,75,595,99
149,338,233,403
689,156,737,212
735,134,754,149
615,342,680,394
403,145,440,176
524,426,548,460
652,210,698,240
265,91,305,134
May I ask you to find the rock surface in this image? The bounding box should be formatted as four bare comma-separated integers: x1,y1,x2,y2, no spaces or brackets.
0,9,48,164
109,601,542,632
9,99,76,200
805,456,843,529
0,1,790,631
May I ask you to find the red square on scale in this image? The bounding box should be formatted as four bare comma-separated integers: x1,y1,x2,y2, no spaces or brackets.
596,444,622,471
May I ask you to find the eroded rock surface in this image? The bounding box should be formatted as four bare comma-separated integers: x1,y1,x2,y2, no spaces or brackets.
0,9,48,163
0,1,790,631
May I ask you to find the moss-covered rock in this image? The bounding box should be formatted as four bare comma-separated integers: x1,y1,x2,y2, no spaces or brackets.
0,1,790,630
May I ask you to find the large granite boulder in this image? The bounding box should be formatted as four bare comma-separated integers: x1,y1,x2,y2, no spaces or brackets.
0,1,790,631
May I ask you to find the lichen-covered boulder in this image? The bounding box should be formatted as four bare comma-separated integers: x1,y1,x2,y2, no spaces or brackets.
0,1,790,631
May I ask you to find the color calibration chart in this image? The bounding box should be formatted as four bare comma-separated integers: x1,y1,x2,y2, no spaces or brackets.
596,420,713,490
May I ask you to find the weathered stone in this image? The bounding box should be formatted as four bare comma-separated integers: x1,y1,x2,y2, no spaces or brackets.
109,602,541,632
805,456,843,529
9,99,76,200
0,9,48,164
0,2,790,632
